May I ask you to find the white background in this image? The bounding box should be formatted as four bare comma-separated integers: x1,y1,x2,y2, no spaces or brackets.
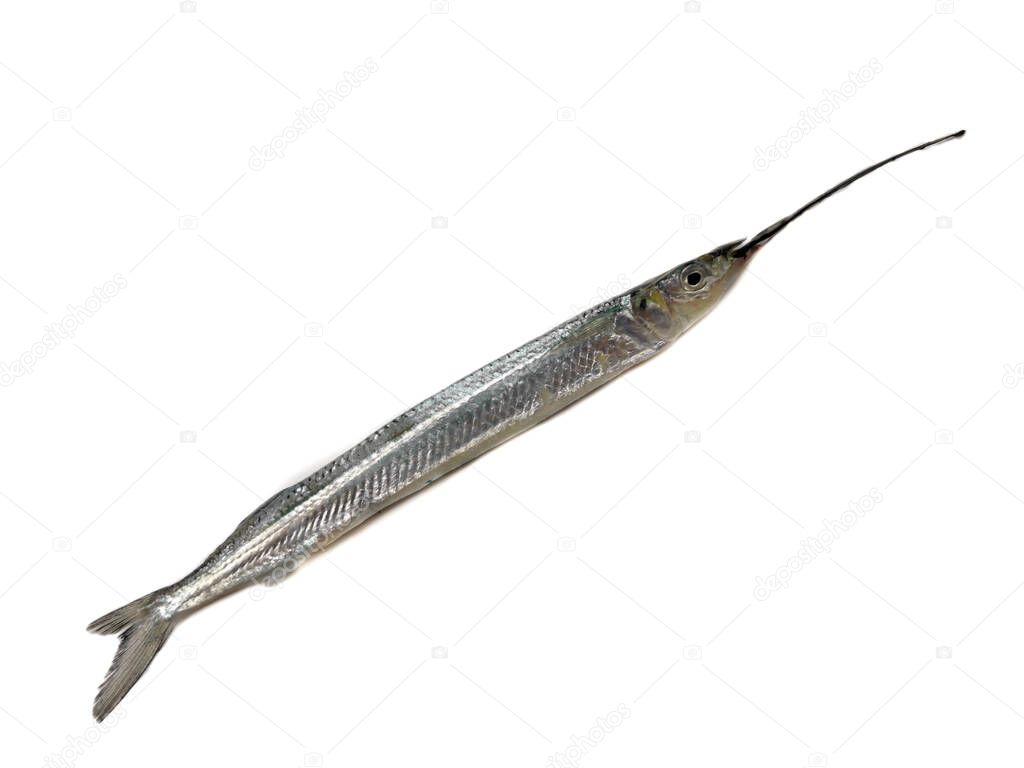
2,1,1022,766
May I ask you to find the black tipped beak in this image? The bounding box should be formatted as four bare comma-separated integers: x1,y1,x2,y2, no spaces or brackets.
731,129,965,259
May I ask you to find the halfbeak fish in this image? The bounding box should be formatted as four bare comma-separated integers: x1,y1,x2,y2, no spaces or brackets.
87,129,964,721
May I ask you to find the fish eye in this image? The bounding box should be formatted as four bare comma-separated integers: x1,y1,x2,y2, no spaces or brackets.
680,266,706,289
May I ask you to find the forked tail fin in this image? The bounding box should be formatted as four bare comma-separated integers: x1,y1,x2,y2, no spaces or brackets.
87,590,176,721
730,129,966,259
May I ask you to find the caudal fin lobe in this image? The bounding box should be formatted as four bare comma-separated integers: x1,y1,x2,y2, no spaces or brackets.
87,591,175,721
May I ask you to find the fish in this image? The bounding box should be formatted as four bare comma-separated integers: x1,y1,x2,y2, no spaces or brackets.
88,129,964,721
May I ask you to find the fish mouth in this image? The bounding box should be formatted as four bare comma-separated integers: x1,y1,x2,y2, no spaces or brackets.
727,238,762,261
715,238,755,261
708,238,746,257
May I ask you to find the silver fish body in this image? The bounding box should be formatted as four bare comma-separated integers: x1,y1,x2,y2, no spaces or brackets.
171,239,749,615
87,130,965,721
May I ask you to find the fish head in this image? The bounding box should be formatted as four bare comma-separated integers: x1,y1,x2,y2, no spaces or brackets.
628,238,753,341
